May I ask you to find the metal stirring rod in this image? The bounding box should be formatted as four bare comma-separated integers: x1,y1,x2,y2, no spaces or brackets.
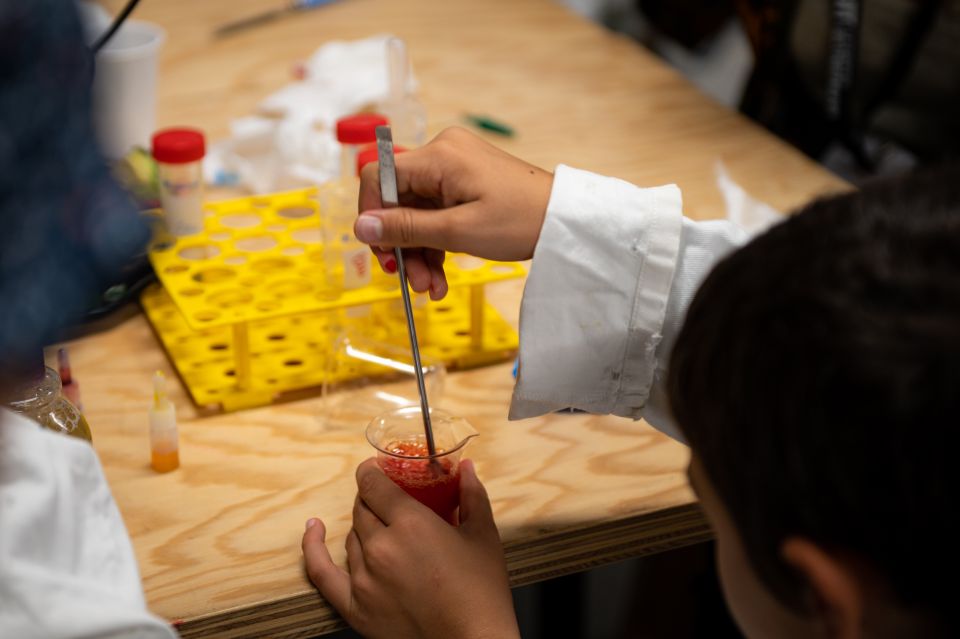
375,126,438,458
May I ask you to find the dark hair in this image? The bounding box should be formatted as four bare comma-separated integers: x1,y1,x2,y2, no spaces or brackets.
667,165,960,627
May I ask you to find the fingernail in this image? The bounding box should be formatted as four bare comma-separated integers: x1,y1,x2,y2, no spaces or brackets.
355,215,383,243
384,258,397,274
305,518,319,531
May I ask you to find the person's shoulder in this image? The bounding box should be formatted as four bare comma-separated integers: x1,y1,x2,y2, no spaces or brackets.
1,408,100,472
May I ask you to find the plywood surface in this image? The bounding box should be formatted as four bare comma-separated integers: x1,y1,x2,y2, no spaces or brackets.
83,0,846,635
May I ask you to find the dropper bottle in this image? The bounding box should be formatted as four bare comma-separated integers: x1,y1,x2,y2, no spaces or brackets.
149,371,180,473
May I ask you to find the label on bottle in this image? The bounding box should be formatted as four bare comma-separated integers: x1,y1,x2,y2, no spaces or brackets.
343,247,371,289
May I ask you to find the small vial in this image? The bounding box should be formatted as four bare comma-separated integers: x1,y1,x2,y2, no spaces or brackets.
149,371,180,473
57,347,82,412
152,128,206,236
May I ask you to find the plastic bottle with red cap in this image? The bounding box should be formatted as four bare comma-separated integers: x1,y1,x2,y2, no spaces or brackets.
323,113,388,293
354,142,431,335
356,143,407,177
152,127,206,236
336,113,388,183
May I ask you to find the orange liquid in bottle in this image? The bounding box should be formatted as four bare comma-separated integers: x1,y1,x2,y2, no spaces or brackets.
151,449,180,473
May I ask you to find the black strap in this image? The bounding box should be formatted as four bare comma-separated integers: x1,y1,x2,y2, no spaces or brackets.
826,0,861,125
827,0,944,169
90,0,144,54
862,0,944,122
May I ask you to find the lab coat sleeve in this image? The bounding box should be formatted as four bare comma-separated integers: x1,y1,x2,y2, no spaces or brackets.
0,410,178,639
509,165,748,441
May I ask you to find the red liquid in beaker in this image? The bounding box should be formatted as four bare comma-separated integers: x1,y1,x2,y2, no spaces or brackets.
378,441,460,525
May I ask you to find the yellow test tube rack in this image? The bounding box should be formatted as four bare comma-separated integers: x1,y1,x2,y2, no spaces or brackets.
141,187,523,412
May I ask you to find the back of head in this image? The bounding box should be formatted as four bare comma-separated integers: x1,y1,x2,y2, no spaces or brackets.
667,165,960,632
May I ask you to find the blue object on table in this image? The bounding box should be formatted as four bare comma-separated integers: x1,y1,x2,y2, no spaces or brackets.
215,0,341,36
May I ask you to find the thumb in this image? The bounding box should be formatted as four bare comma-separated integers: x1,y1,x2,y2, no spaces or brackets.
458,459,498,534
301,518,352,615
355,206,459,250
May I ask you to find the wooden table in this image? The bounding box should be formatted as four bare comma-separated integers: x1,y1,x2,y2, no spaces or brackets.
83,1,846,636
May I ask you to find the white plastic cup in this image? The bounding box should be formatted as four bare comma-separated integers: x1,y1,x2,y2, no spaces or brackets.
90,20,165,159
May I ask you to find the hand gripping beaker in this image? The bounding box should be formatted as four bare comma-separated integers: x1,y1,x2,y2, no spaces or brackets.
366,407,477,525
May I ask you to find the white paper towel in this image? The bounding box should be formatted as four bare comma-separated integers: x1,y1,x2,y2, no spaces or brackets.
205,35,416,194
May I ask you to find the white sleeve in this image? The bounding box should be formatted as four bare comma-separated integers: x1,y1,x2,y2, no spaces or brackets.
0,410,178,639
509,165,748,441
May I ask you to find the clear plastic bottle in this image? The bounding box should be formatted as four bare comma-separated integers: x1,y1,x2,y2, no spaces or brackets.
323,113,388,293
3,356,92,442
378,38,427,148
354,144,431,343
356,141,406,294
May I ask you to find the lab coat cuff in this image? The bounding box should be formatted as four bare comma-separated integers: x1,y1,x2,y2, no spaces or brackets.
510,165,683,419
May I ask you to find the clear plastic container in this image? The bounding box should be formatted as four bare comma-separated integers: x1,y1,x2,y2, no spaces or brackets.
378,38,427,148
323,114,388,292
366,406,477,524
351,139,432,344
152,128,206,236
3,365,92,442
374,291,432,346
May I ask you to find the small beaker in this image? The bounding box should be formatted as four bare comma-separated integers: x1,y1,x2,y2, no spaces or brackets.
366,407,478,525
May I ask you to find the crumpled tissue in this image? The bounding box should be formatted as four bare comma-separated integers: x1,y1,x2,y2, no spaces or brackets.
205,34,416,194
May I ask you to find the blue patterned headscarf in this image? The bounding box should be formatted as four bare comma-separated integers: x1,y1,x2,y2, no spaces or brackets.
0,0,148,378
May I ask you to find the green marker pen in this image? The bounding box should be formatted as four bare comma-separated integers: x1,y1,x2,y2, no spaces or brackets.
464,114,515,137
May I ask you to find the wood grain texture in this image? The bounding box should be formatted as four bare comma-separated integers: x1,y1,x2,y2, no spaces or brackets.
81,0,847,635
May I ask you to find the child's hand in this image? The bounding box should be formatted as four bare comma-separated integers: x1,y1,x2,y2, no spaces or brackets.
302,458,520,639
356,126,554,300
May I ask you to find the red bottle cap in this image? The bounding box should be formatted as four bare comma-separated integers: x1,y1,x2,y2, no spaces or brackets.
356,143,407,176
336,113,388,145
152,128,206,164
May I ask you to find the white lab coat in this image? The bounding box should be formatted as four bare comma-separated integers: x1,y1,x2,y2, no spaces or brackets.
511,165,748,440
0,165,747,636
0,409,176,638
